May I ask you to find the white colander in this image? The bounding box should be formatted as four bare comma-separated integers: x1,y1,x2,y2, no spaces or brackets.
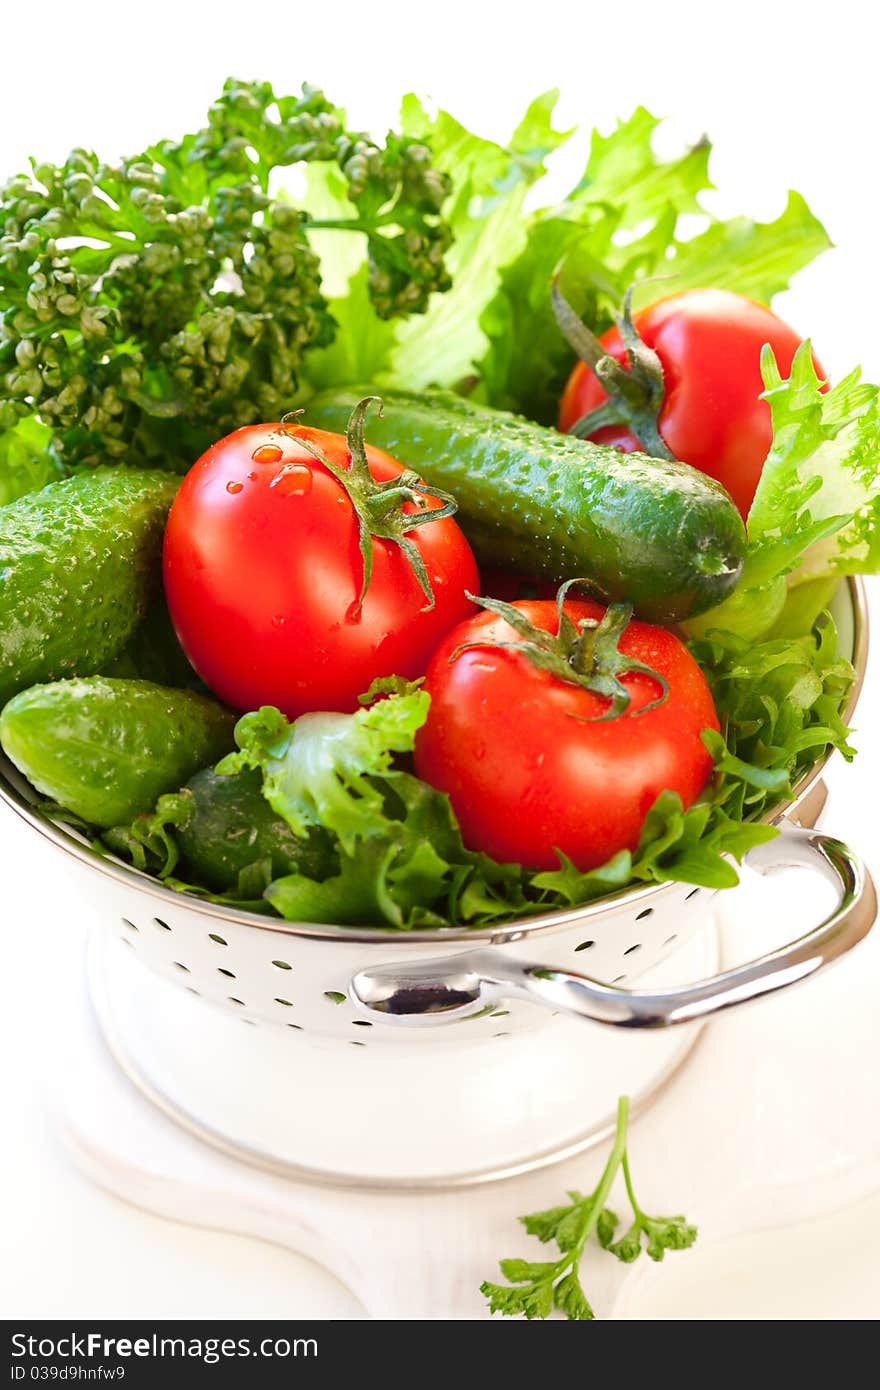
1,579,874,1187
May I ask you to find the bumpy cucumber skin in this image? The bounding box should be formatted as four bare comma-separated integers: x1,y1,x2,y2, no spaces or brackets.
0,468,178,705
308,388,746,622
175,767,332,893
0,678,235,827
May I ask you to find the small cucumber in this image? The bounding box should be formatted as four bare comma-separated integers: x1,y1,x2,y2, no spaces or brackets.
104,595,201,690
0,677,235,827
308,388,746,622
0,467,178,704
174,766,333,893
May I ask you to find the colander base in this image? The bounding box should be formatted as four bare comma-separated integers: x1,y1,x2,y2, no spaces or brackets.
84,923,717,1189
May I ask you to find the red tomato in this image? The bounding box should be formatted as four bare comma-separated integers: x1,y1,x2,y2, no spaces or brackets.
559,288,825,520
414,597,718,871
163,420,479,718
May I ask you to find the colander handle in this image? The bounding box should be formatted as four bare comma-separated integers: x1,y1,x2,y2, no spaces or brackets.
349,820,876,1029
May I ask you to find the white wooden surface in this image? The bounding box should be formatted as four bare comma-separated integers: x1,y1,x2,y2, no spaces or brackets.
60,875,880,1319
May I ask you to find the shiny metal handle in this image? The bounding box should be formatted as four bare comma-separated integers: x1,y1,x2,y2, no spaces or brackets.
350,821,876,1029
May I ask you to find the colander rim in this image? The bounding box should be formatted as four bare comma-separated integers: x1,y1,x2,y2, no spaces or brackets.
0,577,868,946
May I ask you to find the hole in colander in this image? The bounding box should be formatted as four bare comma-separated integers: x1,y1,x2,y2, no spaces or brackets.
287,1022,303,1030
352,1020,372,1027
686,888,700,901
209,933,228,946
172,961,190,973
274,997,293,1007
217,967,235,979
493,1032,511,1039
119,935,133,947
636,908,653,921
350,1040,367,1047
185,986,201,996
611,974,626,984
623,943,641,957
324,990,346,1005
575,940,595,952
228,997,245,1007
121,918,138,932
242,1019,256,1026
664,934,678,946
154,918,172,932
272,959,292,971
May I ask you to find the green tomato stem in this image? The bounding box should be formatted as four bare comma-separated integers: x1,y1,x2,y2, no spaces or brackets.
290,396,459,618
452,583,669,722
553,279,676,463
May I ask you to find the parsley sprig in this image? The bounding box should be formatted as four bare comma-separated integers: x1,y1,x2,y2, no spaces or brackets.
481,1095,696,1319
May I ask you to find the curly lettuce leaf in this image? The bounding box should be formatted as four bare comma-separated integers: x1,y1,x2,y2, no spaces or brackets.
476,111,829,423
749,348,880,578
300,92,571,398
265,770,520,927
690,616,854,859
217,694,429,854
302,98,828,423
535,616,852,902
214,693,524,927
93,622,855,928
102,791,187,878
688,344,880,640
647,191,828,306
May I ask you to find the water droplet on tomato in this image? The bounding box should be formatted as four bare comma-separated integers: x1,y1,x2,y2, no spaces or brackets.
247,471,258,481
226,481,243,494
270,464,312,496
271,615,286,628
253,444,283,464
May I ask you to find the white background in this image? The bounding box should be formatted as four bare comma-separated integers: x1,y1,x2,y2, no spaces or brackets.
1,0,879,1320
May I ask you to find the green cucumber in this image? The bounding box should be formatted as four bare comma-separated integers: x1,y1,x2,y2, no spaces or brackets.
104,595,201,690
0,677,235,827
0,467,178,704
173,767,334,894
308,388,746,622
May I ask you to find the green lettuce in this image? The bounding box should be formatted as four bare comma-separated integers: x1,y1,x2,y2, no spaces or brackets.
300,92,562,399
0,91,833,506
477,114,828,424
216,696,431,854
298,99,829,426
100,629,854,926
211,691,524,927
687,344,880,640
0,416,59,505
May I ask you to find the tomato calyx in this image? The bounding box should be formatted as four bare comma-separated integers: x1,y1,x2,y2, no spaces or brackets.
452,579,669,721
552,280,675,462
285,396,459,617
